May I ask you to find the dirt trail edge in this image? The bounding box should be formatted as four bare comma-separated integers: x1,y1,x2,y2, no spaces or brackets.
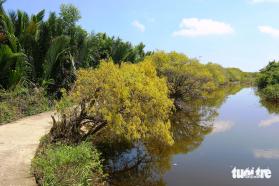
0,112,54,186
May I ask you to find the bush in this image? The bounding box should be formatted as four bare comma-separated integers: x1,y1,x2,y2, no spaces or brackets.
143,52,216,101
51,60,174,145
0,86,51,124
257,61,279,89
257,61,279,101
261,84,279,101
32,142,106,186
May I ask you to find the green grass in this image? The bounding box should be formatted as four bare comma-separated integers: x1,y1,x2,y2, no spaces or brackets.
32,141,106,186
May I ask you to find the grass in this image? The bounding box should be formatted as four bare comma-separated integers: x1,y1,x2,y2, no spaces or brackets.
0,86,51,124
32,139,106,186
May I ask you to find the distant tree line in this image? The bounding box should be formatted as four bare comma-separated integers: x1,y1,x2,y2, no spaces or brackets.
143,52,255,104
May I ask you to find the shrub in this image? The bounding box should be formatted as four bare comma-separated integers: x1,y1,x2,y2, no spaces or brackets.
261,84,279,101
32,142,106,186
0,86,51,124
51,60,174,145
257,61,279,101
257,61,279,89
143,52,216,101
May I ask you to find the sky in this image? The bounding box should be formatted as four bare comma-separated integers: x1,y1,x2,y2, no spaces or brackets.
4,0,279,72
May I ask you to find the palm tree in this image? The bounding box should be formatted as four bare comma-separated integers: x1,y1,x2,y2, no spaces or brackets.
43,35,76,95
0,0,28,89
8,9,46,81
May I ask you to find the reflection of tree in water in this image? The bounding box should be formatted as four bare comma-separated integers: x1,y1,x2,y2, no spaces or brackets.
103,85,243,186
99,140,166,186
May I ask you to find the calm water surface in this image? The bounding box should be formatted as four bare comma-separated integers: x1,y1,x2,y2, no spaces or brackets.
107,87,279,186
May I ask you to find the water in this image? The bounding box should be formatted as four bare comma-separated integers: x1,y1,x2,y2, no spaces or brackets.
107,87,279,186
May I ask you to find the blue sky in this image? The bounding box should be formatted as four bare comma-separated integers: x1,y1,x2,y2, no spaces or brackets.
4,0,279,72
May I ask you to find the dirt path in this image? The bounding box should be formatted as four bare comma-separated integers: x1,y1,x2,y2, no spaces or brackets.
0,112,54,186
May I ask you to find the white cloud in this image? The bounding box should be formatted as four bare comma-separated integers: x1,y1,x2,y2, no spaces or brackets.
211,120,234,134
250,0,279,3
254,149,279,159
259,26,279,37
173,18,234,37
132,20,145,32
259,115,279,127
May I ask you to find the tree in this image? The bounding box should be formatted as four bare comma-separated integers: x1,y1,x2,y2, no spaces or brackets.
59,4,81,33
82,33,148,68
143,52,215,101
226,68,242,82
206,63,228,85
0,0,28,89
42,35,76,96
257,61,279,101
0,45,27,88
1,2,150,92
257,61,279,89
51,60,174,145
143,51,253,104
8,9,45,81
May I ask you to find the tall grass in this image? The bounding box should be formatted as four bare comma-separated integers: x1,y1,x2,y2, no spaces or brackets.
32,141,106,186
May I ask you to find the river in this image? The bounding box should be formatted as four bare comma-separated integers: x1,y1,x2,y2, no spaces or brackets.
106,87,279,186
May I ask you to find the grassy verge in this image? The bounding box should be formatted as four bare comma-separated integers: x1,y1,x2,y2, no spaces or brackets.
0,86,51,124
32,135,106,186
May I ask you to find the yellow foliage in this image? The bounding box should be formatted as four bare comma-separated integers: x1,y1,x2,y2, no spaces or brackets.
144,52,216,100
143,51,251,101
58,60,174,145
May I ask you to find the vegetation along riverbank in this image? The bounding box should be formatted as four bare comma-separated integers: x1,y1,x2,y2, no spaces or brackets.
257,61,279,102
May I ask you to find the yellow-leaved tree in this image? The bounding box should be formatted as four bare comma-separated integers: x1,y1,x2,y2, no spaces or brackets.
51,60,174,145
143,51,216,101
